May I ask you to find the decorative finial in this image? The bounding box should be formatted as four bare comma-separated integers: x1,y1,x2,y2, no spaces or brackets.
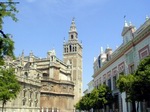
129,21,132,26
124,20,128,27
70,17,77,32
146,15,149,21
22,50,24,55
30,50,33,56
63,37,65,43
123,15,128,27
72,17,75,21
100,47,103,54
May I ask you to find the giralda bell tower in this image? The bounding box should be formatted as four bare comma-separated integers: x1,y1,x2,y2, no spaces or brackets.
63,18,83,105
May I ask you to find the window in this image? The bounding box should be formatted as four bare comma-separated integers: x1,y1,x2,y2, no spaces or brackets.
64,48,66,53
29,91,32,107
107,79,111,90
75,46,77,51
130,64,134,73
139,45,150,59
114,94,119,109
35,92,38,107
103,81,106,85
23,90,26,106
98,56,101,68
43,73,48,79
70,45,72,52
71,35,74,39
107,54,109,61
113,76,117,90
24,72,28,78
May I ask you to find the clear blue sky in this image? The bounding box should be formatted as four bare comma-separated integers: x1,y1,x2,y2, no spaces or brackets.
3,0,150,91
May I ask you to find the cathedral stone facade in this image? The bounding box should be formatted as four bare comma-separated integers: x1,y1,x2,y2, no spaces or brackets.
0,19,82,112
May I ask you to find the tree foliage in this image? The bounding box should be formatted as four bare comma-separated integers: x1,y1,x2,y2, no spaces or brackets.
134,56,150,101
75,85,113,111
0,1,20,112
0,0,18,65
117,56,150,112
117,74,136,101
0,68,21,112
0,0,19,29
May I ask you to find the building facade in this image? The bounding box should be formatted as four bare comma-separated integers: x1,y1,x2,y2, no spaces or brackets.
0,53,42,112
36,50,74,112
92,17,150,112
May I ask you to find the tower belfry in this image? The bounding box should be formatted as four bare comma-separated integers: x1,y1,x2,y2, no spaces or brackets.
69,18,78,41
63,18,83,105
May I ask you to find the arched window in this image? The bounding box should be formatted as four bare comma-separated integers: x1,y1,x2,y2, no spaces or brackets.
64,48,66,53
75,46,77,51
24,72,28,78
70,45,72,52
67,47,68,52
71,35,74,39
73,46,74,52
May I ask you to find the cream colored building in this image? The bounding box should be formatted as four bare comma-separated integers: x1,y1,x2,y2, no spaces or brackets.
36,49,74,112
92,17,150,112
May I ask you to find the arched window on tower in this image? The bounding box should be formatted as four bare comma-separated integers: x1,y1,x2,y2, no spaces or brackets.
67,47,68,52
73,45,75,52
71,35,74,39
64,48,66,53
70,45,72,52
75,46,77,52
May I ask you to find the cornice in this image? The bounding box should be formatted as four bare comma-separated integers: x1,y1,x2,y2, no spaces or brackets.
41,91,74,97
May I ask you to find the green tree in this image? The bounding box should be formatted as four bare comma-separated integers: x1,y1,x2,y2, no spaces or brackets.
75,85,113,111
97,85,113,110
135,56,150,100
0,0,18,29
0,0,18,65
77,93,92,111
134,56,150,111
0,68,21,112
0,0,20,112
117,74,137,112
89,88,100,109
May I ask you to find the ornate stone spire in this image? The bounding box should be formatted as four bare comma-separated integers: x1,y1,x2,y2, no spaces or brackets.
146,15,149,21
69,17,77,32
124,20,128,27
68,18,78,41
100,47,104,54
